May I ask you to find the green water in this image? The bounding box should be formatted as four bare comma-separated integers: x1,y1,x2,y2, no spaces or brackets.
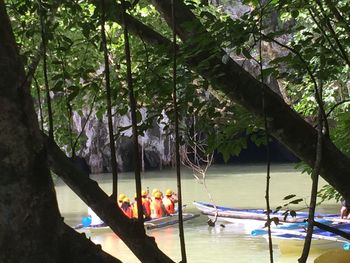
55,164,339,262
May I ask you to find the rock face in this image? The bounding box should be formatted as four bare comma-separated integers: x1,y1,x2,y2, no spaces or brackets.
72,108,173,173
69,1,297,173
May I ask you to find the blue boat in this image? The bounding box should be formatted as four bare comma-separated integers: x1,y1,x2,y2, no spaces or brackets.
251,219,350,254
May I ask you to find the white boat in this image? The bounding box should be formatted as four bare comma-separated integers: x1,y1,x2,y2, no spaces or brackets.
193,201,341,234
193,201,312,232
75,212,200,235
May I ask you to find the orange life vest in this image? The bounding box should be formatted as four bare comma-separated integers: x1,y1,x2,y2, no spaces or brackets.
163,196,175,214
121,203,133,218
132,202,138,219
150,198,166,218
142,197,151,218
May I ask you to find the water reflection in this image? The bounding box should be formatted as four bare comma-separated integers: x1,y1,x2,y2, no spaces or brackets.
55,164,339,262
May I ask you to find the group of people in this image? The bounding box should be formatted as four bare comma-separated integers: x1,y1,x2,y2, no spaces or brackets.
117,188,178,220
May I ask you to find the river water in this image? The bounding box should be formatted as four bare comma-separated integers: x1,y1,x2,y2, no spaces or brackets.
55,164,339,262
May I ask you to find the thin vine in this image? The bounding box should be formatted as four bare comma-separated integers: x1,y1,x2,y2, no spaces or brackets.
38,0,54,139
33,76,44,130
298,72,324,263
100,0,119,199
171,0,187,261
258,2,273,262
120,0,143,224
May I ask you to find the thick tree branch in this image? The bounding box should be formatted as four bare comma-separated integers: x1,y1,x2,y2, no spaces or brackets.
91,0,171,48
314,0,350,68
45,135,174,263
59,222,122,263
323,0,350,39
149,0,350,202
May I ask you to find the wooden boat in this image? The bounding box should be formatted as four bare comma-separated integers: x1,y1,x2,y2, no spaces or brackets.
75,212,200,235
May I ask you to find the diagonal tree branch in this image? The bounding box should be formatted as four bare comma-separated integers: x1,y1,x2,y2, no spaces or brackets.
45,135,174,263
87,0,350,208
148,0,350,202
59,222,122,263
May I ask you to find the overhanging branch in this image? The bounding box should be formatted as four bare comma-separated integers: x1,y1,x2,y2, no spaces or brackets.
45,134,174,263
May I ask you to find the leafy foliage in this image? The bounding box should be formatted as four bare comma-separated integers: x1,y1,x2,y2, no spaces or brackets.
6,0,350,176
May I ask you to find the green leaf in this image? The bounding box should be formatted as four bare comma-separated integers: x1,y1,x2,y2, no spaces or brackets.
283,194,296,200
289,198,303,204
291,10,299,18
242,48,252,59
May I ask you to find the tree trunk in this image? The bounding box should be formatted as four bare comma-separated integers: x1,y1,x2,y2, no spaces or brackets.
46,136,174,263
0,2,120,262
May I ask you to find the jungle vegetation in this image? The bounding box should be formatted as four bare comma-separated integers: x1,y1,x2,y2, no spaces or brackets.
1,0,350,262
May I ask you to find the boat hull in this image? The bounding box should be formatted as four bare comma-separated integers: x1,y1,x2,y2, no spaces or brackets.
75,213,200,235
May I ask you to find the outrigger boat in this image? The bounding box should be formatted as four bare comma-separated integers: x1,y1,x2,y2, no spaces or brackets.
75,212,200,235
193,201,339,232
251,222,350,254
194,201,350,253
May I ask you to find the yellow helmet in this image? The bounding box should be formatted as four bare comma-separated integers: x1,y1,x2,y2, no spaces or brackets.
154,191,162,199
123,197,130,203
118,193,126,202
152,188,159,196
165,189,173,196
141,190,148,197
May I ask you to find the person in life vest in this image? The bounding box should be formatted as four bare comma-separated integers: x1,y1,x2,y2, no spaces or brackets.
151,188,160,201
163,189,177,215
117,193,126,208
132,193,139,219
120,197,133,218
141,190,151,220
132,190,152,220
150,191,167,218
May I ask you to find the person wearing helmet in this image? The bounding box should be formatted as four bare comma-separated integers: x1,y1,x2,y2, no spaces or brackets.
163,189,177,214
132,191,152,220
151,188,160,201
121,197,133,218
132,193,139,219
117,193,126,208
150,191,167,218
142,190,151,220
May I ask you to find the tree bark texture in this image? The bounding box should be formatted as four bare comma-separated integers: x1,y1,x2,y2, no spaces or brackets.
46,136,174,263
0,2,121,262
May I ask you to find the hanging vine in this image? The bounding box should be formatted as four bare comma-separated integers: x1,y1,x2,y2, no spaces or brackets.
171,0,187,261
258,2,273,262
298,55,325,263
33,76,44,130
38,0,54,139
100,0,119,199
120,0,143,224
